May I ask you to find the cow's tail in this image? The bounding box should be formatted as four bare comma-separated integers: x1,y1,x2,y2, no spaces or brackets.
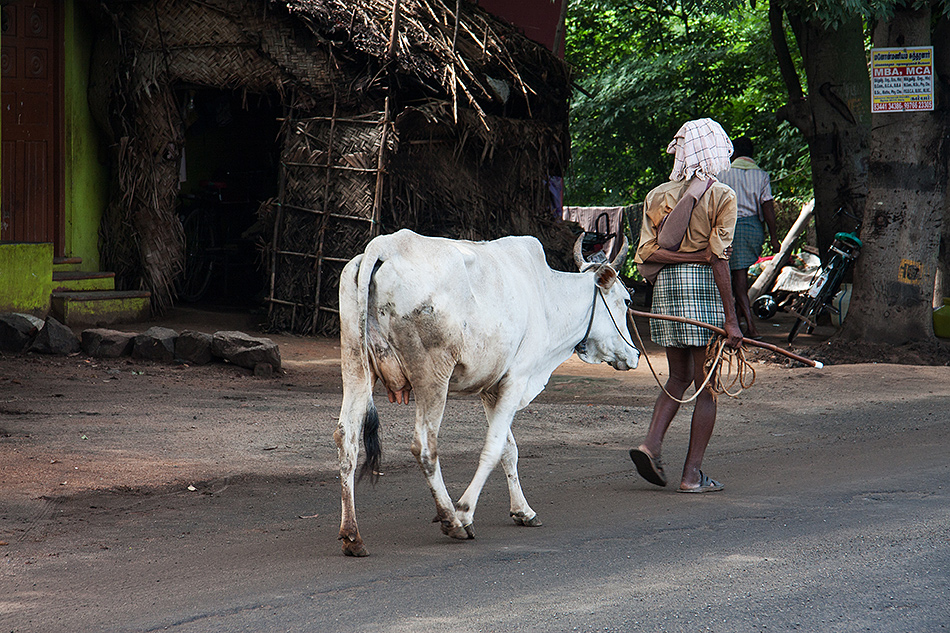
354,233,393,353
358,403,381,483
349,236,391,484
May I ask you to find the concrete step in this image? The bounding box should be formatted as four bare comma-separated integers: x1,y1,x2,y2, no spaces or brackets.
53,256,83,273
51,290,151,327
52,271,116,292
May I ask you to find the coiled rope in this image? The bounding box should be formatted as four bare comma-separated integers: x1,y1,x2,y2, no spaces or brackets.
703,336,756,397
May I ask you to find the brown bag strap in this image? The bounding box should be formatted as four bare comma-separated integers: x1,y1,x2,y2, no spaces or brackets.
656,178,714,251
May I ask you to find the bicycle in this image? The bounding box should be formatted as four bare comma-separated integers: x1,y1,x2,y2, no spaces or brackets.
176,183,224,303
176,178,263,303
786,227,863,343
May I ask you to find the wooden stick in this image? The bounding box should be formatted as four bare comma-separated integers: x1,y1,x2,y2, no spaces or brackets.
387,0,402,60
748,199,814,302
628,309,823,368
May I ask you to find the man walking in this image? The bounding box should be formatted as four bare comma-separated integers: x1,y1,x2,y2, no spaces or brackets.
717,136,780,339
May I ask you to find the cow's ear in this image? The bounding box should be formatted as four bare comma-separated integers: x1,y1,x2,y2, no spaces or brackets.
594,264,617,290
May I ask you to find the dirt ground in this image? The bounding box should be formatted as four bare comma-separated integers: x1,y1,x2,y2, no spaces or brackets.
1,304,949,631
0,302,946,504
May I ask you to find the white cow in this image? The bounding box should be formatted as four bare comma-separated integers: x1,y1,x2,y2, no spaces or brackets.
335,229,639,556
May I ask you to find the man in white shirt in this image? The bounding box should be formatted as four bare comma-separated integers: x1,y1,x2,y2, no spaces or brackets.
717,136,780,339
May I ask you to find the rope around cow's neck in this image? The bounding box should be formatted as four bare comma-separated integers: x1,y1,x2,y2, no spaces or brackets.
574,286,599,356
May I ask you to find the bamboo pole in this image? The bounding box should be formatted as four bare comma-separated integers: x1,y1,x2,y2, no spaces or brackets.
312,97,337,334
628,309,823,368
748,199,815,302
387,0,402,60
371,98,390,239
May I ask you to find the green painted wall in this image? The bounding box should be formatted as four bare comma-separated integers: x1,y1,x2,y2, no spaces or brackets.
63,1,109,272
0,2,108,314
0,243,53,315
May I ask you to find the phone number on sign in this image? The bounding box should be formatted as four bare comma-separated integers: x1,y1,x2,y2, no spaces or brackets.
872,101,933,112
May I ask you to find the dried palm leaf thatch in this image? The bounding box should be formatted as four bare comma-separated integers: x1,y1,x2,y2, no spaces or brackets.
282,0,570,124
93,0,354,312
386,103,573,269
97,70,185,314
92,0,571,326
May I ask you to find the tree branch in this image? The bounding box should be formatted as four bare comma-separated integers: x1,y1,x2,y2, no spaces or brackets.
769,2,803,102
769,2,814,134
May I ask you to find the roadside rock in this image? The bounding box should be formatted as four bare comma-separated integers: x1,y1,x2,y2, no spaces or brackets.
176,331,214,365
29,317,81,355
0,313,45,353
253,362,274,378
82,328,136,358
2,312,284,373
212,331,281,371
133,327,179,363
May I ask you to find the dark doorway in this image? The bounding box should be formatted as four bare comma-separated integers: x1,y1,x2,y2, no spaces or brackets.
176,89,281,309
1,0,64,253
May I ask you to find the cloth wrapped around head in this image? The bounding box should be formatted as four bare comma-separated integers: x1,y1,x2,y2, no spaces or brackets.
667,118,733,182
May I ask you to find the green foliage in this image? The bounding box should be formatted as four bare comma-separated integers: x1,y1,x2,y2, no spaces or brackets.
565,0,812,210
776,0,950,28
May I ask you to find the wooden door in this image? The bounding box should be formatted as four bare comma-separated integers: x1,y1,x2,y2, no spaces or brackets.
1,0,64,253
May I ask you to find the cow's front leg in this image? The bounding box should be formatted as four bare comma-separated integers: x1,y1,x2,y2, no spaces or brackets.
410,389,471,540
500,429,541,527
455,394,521,530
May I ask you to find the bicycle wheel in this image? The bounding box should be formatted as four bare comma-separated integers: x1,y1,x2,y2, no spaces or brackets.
787,264,844,343
787,293,818,344
178,209,216,302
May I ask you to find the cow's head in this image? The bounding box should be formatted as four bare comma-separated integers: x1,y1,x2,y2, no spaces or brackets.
573,234,640,371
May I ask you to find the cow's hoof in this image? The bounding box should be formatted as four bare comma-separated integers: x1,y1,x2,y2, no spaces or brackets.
342,542,369,557
441,520,473,540
511,512,542,527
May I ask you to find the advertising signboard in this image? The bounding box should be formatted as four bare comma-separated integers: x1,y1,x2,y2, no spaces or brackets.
870,47,934,112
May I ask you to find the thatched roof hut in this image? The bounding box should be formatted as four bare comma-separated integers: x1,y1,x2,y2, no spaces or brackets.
89,0,572,334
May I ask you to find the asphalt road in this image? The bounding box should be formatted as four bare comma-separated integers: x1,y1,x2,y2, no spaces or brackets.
2,318,949,633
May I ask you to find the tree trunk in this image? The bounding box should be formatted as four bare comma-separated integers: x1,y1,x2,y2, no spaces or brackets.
840,4,949,344
772,9,871,257
935,14,950,302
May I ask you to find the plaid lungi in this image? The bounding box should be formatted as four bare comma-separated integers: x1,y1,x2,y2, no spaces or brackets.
730,215,765,271
651,264,723,348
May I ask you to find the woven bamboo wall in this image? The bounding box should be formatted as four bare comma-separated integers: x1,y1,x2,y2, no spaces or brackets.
267,112,386,335
385,106,573,269
264,102,572,336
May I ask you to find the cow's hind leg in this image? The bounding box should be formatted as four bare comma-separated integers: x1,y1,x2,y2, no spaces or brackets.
500,429,541,527
410,386,471,540
336,391,375,557
337,254,373,557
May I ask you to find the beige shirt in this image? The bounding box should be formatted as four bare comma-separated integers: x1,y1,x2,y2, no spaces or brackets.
634,179,737,264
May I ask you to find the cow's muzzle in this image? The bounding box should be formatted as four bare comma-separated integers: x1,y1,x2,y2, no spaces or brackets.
611,352,639,371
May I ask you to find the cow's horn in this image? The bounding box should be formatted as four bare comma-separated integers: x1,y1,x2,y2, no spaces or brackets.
573,233,587,268
610,237,629,269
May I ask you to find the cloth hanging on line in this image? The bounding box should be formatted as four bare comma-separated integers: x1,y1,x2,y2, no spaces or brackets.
562,206,626,261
